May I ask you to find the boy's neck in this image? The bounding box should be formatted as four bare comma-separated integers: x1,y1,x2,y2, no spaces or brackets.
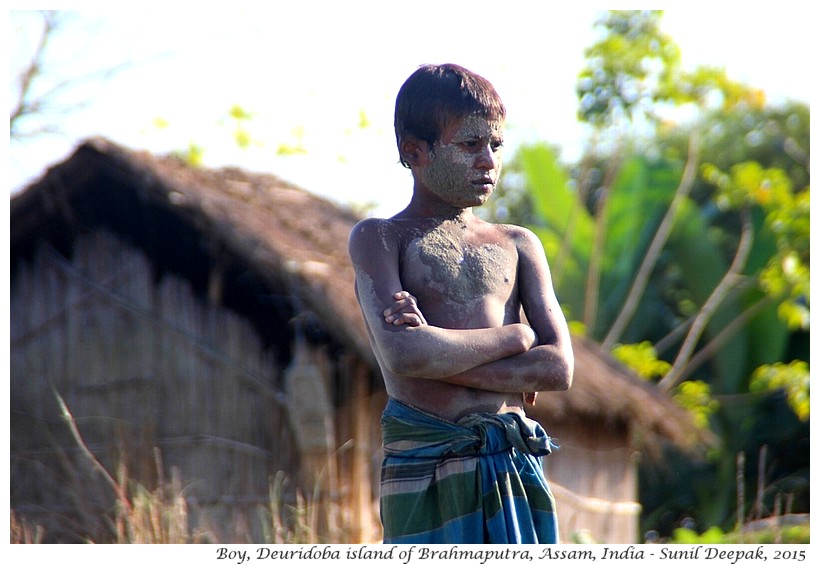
399,196,475,222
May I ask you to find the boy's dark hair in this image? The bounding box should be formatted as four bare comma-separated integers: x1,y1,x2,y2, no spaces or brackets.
394,63,506,168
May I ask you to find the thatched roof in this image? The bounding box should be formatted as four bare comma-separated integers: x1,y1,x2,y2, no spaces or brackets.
528,335,706,451
11,138,704,451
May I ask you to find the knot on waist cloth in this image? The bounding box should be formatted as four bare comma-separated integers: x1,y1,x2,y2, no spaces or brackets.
381,399,554,459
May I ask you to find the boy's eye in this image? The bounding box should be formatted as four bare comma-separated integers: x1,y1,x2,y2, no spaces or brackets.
454,138,503,152
458,139,503,150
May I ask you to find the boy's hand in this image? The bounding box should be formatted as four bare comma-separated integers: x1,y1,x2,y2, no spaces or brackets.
384,291,427,327
384,290,537,405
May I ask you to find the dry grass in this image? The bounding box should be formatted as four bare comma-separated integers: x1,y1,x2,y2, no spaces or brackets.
260,471,318,544
10,511,45,544
9,455,330,545
112,457,193,544
10,393,332,544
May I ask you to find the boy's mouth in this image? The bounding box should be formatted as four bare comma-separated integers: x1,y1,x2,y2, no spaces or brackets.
472,177,495,190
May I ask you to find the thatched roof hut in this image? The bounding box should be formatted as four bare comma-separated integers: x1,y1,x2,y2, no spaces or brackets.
10,138,703,543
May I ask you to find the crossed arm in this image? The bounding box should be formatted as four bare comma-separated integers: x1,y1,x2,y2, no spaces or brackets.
384,291,536,404
349,219,573,398
383,288,570,405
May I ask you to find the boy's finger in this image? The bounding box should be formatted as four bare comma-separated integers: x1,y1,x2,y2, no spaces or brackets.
390,313,426,327
393,313,421,326
393,292,417,307
384,298,417,315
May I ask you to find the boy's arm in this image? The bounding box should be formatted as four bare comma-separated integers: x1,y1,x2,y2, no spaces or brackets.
382,290,539,405
348,218,537,380
442,227,574,393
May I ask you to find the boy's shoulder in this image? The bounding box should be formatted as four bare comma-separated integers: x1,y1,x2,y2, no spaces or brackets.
350,215,540,244
351,215,428,237
350,216,407,236
478,219,538,241
481,222,547,259
348,216,405,256
351,216,388,231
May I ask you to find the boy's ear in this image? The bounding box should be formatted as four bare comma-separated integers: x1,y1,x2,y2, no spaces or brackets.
399,137,430,167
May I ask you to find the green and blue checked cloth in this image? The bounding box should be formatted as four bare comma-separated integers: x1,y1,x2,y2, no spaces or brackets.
380,398,559,543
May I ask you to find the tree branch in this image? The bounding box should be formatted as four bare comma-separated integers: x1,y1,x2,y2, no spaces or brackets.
10,11,57,129
659,206,755,391
11,11,169,140
583,149,624,333
602,130,700,350
674,294,772,383
653,316,694,357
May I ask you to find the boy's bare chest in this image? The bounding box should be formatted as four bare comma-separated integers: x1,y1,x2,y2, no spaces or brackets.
398,226,517,307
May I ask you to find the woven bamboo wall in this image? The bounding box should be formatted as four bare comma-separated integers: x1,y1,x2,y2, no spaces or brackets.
543,423,641,543
10,231,382,542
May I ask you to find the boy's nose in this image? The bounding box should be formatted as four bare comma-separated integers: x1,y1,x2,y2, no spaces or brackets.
475,144,497,169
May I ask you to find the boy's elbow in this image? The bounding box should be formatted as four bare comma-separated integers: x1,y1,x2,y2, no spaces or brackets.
532,351,572,391
554,350,574,391
382,352,414,377
379,338,429,378
383,347,449,380
558,366,573,391
562,352,574,390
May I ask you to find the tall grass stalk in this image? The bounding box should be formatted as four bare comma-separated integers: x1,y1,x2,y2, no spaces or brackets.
12,393,339,543
10,511,45,543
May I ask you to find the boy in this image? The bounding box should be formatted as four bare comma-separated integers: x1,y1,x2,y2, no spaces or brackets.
348,64,573,543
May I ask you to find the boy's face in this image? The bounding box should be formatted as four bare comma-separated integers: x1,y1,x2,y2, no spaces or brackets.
419,114,504,208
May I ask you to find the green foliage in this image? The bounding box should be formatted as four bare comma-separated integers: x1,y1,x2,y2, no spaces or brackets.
229,104,253,120
704,161,792,210
526,10,811,537
725,523,811,544
751,361,810,422
661,102,810,205
578,10,762,133
357,109,370,129
592,156,680,338
234,129,251,149
277,125,308,156
577,10,681,127
702,161,810,334
515,143,591,297
670,525,725,544
506,144,685,341
173,141,204,167
154,104,264,160
677,66,767,112
672,380,719,429
227,104,259,150
612,341,670,380
764,250,809,332
668,522,811,544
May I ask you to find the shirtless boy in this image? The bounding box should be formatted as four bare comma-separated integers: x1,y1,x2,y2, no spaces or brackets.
348,64,573,543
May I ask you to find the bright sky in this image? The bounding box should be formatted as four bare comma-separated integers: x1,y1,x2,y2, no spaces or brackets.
7,2,814,218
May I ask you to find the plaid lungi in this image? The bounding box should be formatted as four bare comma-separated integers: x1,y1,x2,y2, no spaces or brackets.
379,398,558,544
